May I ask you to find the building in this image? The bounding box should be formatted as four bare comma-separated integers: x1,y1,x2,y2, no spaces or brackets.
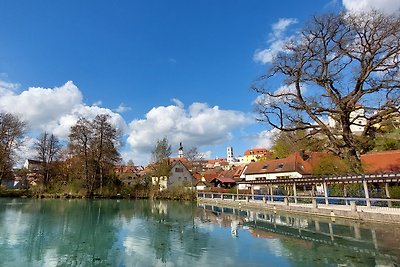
242,148,272,163
227,147,234,163
152,160,195,191
178,142,184,158
239,151,324,191
328,104,367,135
23,159,43,172
361,150,400,173
113,165,144,186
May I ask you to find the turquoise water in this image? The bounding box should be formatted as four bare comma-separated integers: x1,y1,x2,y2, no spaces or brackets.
0,198,399,267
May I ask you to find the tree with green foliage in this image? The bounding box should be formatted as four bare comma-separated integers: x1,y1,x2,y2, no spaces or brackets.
312,154,351,176
253,11,400,171
151,137,171,164
271,130,326,159
373,128,400,152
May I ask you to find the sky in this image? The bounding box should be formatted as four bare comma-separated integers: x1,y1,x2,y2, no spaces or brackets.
0,0,399,166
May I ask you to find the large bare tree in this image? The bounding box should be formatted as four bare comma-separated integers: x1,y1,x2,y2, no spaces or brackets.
91,114,121,192
69,117,93,193
0,113,26,183
253,11,400,170
69,115,121,195
35,131,62,185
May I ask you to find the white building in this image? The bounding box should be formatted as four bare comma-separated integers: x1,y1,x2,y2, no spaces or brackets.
328,105,366,135
227,147,234,163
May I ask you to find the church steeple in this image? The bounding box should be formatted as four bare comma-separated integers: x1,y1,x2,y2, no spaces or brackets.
178,142,183,158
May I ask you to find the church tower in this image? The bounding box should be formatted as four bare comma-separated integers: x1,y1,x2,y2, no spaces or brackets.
227,146,234,163
178,142,184,158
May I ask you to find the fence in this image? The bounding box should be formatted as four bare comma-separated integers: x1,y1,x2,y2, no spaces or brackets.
197,192,400,212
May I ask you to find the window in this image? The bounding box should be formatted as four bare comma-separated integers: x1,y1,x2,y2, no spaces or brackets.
276,163,284,169
262,165,269,170
277,176,289,179
175,167,184,172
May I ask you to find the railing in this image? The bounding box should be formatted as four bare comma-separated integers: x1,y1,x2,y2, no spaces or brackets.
197,192,400,212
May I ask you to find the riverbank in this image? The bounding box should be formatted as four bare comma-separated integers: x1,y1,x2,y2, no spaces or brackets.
0,187,196,201
198,197,400,224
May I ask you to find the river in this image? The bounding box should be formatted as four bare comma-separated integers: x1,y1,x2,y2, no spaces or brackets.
0,198,399,266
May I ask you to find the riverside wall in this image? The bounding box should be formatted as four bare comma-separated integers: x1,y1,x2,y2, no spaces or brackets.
197,197,400,224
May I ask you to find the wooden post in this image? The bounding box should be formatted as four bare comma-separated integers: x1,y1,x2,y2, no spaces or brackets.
315,220,320,232
329,223,334,241
293,182,298,204
363,180,371,208
270,185,274,202
354,223,361,239
312,198,317,209
385,182,393,208
323,181,329,206
284,197,289,206
350,201,357,212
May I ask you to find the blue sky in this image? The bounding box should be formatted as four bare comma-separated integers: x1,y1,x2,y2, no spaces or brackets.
0,0,397,165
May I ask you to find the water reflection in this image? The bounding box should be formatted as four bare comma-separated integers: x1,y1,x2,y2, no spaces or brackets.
0,198,210,267
0,198,399,267
198,203,400,266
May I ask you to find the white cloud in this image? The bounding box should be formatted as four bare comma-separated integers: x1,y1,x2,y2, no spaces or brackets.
0,80,20,96
114,103,132,113
255,128,279,149
0,81,127,139
127,100,250,164
92,100,102,106
343,0,400,15
254,18,298,64
254,84,305,107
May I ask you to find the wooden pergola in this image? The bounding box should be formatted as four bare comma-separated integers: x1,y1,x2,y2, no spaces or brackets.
238,173,400,207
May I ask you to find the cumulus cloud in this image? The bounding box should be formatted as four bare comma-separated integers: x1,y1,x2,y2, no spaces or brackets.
253,18,298,64
254,129,280,149
343,0,400,15
254,84,306,107
127,100,250,164
114,103,132,113
0,80,20,96
0,81,127,139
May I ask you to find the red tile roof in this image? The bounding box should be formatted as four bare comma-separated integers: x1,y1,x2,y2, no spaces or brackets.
243,148,270,156
361,150,400,174
214,177,236,183
243,151,327,175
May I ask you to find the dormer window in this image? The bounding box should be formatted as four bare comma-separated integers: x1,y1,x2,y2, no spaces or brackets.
276,163,284,169
262,165,269,170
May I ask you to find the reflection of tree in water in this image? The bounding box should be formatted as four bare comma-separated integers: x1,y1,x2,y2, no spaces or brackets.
2,199,121,266
146,200,210,263
110,199,211,264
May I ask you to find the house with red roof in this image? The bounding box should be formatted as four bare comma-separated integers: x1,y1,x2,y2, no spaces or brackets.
361,150,400,173
240,148,272,163
239,151,325,191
